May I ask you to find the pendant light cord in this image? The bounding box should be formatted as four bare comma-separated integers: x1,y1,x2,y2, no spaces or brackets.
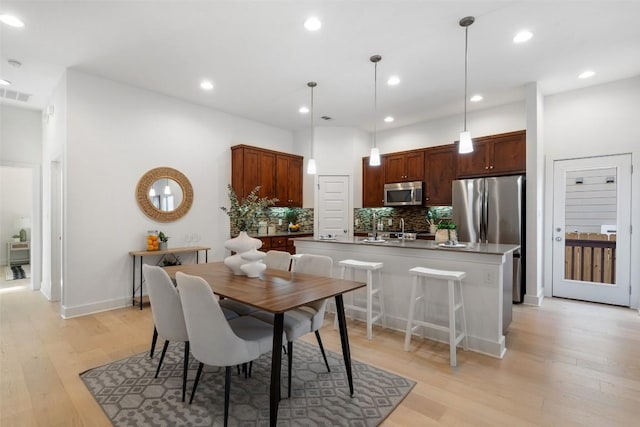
464,24,469,132
373,60,378,148
310,84,314,156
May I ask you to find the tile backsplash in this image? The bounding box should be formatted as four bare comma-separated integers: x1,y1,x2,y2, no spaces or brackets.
353,206,452,233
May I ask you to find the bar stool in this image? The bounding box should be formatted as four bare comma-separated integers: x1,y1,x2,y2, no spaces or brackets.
290,253,304,271
334,259,386,340
404,266,468,367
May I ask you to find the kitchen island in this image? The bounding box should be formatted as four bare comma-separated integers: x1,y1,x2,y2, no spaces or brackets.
293,236,519,358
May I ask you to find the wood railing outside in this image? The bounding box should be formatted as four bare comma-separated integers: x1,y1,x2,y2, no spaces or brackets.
564,233,616,284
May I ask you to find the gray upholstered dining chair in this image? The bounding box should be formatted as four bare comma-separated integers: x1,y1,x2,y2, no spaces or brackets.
143,264,191,402
263,250,292,271
176,272,279,426
250,253,333,397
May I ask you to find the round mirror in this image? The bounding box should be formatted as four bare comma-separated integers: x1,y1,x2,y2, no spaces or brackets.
136,167,193,222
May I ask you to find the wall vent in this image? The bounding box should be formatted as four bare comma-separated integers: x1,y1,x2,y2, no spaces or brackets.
0,88,31,102
320,115,332,121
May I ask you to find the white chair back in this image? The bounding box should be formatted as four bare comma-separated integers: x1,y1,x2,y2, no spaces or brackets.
292,254,333,315
176,272,261,366
264,250,291,271
143,264,188,342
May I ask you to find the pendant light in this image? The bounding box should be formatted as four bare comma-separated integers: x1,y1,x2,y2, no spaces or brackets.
306,81,317,175
458,16,475,154
164,179,171,195
149,187,156,197
369,55,382,166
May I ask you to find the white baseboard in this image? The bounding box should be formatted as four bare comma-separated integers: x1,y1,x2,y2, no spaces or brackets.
61,296,131,319
523,291,544,306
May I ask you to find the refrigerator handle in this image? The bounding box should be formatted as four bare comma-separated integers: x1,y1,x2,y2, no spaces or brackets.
482,186,488,242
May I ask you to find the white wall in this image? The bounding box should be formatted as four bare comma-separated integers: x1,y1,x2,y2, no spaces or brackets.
0,105,42,288
543,75,640,308
48,69,294,317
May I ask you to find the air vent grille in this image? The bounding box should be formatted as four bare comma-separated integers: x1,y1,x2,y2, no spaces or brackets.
320,115,332,121
0,88,31,102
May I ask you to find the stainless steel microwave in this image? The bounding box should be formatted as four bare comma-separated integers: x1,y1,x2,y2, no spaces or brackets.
383,181,423,206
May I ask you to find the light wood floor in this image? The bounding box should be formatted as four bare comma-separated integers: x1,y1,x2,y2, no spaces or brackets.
1,286,639,426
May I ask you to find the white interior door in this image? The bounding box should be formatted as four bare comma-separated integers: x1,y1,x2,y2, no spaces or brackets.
552,154,632,306
317,175,350,237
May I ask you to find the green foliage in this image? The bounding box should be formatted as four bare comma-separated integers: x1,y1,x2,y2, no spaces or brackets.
437,220,457,230
221,185,278,232
284,208,300,224
158,231,169,242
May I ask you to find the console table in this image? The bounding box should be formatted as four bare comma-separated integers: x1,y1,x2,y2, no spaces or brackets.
7,241,30,266
129,246,210,310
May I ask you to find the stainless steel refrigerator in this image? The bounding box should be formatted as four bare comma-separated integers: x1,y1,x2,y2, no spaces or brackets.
452,175,525,307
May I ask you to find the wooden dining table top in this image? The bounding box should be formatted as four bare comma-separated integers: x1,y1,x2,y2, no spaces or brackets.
163,261,365,314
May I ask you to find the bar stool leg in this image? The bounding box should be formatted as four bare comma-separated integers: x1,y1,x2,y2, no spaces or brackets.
377,269,387,328
448,279,457,367
404,275,419,351
457,279,469,351
366,270,374,340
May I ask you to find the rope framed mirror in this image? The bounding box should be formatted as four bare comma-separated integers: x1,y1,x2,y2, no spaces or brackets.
136,167,193,222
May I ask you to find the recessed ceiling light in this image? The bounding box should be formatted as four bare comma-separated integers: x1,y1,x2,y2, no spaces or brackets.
304,17,321,31
384,116,394,123
0,79,11,86
387,76,400,86
470,94,483,102
513,30,533,43
578,70,595,79
298,106,309,114
0,14,24,28
200,80,214,90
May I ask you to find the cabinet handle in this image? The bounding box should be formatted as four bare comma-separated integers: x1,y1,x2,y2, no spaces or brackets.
485,166,489,170
425,197,430,201
489,165,494,169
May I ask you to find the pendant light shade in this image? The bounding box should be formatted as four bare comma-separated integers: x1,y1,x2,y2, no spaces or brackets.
149,187,156,197
306,81,317,175
164,179,171,195
459,16,475,154
369,55,382,166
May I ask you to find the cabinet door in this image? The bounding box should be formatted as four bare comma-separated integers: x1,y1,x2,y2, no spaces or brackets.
490,132,526,175
405,151,425,181
456,139,489,178
384,154,405,183
288,156,303,207
425,145,456,206
363,157,385,207
257,151,276,199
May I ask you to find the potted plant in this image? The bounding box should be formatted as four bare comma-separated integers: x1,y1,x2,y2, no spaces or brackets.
220,185,277,275
284,208,301,232
12,234,20,243
158,231,169,250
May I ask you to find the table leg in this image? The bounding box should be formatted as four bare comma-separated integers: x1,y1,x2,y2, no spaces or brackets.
139,256,144,310
196,251,199,264
335,295,354,396
270,313,284,427
205,250,208,263
131,255,136,306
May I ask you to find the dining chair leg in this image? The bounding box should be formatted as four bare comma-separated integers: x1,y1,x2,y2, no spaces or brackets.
287,341,293,398
314,331,331,372
189,362,204,404
182,341,190,402
224,366,232,427
155,340,170,378
248,361,253,378
149,326,158,358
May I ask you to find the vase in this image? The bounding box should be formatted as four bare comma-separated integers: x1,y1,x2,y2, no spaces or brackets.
240,248,267,278
429,224,438,234
435,229,458,243
224,231,262,275
159,241,168,251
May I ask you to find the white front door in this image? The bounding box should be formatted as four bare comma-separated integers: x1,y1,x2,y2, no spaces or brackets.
317,175,350,237
552,154,632,306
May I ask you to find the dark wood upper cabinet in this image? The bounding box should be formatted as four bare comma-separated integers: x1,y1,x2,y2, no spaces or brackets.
275,154,302,207
456,130,526,178
385,150,424,183
424,145,456,206
362,157,385,208
231,145,302,207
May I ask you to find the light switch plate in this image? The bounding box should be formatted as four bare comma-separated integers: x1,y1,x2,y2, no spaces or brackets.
278,219,282,226
355,219,359,226
388,219,392,226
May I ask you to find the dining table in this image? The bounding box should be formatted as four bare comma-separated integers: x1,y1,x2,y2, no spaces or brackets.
163,261,365,427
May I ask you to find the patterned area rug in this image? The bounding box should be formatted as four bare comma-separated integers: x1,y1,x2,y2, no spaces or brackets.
4,265,30,281
81,339,415,426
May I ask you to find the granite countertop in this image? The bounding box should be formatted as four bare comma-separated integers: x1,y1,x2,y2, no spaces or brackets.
294,236,520,255
246,232,313,238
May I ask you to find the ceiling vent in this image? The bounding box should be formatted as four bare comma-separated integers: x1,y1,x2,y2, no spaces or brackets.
320,115,332,121
0,88,31,102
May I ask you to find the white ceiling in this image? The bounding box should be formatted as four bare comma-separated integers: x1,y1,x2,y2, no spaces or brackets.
2,1,640,133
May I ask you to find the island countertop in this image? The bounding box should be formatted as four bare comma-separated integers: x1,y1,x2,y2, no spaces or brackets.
291,236,519,255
